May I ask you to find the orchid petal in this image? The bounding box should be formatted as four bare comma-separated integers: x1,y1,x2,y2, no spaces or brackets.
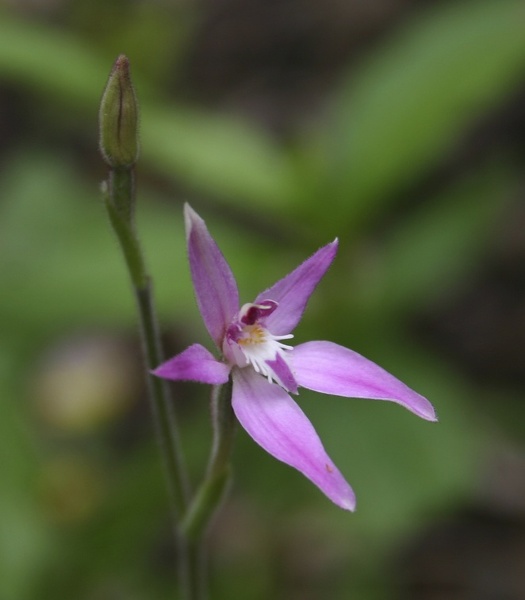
153,344,230,385
292,341,437,421
232,367,356,511
185,204,239,348
255,240,338,336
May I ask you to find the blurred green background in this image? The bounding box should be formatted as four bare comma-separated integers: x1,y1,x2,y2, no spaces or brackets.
1,0,525,598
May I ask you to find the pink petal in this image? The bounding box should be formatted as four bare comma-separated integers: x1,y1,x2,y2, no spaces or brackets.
255,240,338,336
292,341,437,421
232,367,356,511
153,344,230,385
185,204,239,348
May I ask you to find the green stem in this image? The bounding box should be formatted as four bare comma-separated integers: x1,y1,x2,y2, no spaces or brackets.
105,168,144,287
182,380,236,543
135,283,189,513
104,167,204,599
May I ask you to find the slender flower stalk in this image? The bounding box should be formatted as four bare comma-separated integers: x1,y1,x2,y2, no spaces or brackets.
99,56,203,599
182,380,236,542
154,205,437,511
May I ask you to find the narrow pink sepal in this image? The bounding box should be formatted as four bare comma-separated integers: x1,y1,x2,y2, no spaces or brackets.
185,204,239,348
292,341,437,421
231,367,356,511
255,240,338,336
152,343,230,385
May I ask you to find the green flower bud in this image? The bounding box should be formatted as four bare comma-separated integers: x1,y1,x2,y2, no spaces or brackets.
99,55,139,168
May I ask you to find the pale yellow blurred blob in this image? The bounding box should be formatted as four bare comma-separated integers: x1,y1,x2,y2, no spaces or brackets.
31,334,139,433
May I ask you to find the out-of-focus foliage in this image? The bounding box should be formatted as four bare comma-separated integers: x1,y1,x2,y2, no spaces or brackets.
1,0,525,599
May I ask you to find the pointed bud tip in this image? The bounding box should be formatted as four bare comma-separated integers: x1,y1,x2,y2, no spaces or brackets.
99,54,139,169
114,54,130,70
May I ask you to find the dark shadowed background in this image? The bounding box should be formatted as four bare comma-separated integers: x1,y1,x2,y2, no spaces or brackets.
1,0,525,598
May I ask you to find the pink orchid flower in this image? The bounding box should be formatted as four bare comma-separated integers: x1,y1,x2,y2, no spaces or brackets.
154,205,436,511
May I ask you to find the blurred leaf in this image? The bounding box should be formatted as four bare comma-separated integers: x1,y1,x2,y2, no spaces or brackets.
352,166,514,315
0,13,295,210
0,153,187,336
142,106,295,210
319,0,525,227
0,12,104,109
